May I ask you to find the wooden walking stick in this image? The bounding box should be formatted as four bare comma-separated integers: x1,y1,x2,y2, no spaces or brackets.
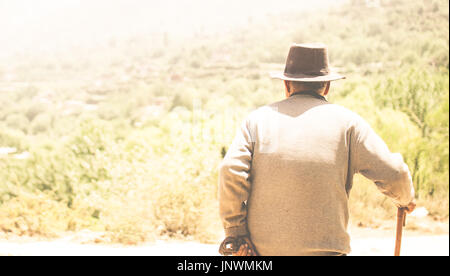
394,207,406,256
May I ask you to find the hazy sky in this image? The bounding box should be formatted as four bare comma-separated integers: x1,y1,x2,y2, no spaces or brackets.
0,0,347,56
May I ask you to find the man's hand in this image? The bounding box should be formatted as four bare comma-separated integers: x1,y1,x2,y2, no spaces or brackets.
404,201,416,214
233,237,258,256
219,236,259,256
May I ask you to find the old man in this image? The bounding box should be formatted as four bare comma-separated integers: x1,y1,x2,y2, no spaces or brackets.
218,43,415,256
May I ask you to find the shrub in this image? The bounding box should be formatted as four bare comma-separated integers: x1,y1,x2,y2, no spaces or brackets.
5,114,29,133
30,113,52,134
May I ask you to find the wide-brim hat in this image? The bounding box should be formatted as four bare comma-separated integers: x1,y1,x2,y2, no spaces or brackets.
270,43,345,82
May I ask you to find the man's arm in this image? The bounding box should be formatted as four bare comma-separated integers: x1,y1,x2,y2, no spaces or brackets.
353,116,415,208
219,119,254,238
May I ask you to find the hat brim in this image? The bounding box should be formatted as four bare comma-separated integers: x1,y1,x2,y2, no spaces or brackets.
270,71,345,82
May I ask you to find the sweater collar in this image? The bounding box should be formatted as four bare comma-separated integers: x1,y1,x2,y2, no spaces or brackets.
290,90,327,101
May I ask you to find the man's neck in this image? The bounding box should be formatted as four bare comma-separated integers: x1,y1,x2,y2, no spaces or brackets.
289,90,327,101
289,90,323,97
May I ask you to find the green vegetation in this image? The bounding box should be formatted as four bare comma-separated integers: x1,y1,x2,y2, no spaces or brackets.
0,0,448,243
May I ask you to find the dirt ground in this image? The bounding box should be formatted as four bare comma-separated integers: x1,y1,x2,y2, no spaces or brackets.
0,219,448,256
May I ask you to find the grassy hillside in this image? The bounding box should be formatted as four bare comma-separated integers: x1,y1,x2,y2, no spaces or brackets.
0,0,448,243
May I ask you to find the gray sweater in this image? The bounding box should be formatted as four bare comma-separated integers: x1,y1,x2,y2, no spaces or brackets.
219,92,415,256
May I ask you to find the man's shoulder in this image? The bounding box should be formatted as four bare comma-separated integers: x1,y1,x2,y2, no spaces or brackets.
244,104,278,122
244,99,368,128
323,103,370,127
322,104,373,132
255,99,362,117
325,103,363,117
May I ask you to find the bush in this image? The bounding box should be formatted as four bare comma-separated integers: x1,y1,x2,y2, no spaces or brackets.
5,114,29,133
30,113,52,134
373,69,449,198
25,102,48,122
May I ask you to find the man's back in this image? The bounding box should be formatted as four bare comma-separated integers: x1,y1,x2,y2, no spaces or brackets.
219,92,414,255
247,93,354,255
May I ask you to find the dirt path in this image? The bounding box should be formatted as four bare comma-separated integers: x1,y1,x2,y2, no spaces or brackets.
0,230,448,256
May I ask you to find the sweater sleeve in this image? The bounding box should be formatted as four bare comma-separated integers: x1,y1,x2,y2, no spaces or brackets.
353,116,415,207
219,119,254,237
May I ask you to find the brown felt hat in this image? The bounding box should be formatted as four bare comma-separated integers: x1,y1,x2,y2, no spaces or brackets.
270,43,344,82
